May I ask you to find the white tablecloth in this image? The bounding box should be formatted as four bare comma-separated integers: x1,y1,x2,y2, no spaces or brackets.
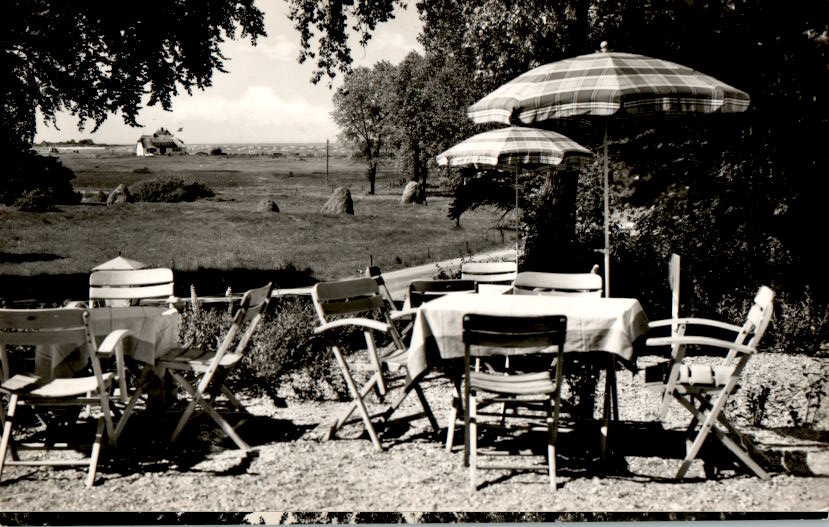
36,306,181,379
406,293,649,380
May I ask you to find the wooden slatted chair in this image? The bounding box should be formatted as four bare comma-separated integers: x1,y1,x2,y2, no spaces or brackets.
311,277,439,451
0,307,131,487
511,270,603,296
407,279,478,309
154,283,272,451
462,313,568,491
461,261,518,291
89,268,176,308
644,286,775,479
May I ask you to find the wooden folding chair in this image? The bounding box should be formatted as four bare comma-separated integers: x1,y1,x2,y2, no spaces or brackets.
311,277,439,451
461,261,517,292
154,283,272,451
644,286,775,479
511,270,603,296
407,279,478,309
0,308,131,487
88,268,176,308
462,313,568,491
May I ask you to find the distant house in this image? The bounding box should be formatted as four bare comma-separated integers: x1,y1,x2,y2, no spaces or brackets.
136,128,185,156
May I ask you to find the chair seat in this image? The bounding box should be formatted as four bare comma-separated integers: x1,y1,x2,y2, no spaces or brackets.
470,370,556,395
159,347,242,370
1,373,113,399
644,362,736,388
379,346,409,367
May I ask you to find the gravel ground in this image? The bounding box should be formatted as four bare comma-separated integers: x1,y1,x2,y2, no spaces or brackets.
1,352,827,513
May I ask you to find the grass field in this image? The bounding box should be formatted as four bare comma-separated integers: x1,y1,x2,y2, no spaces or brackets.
1,149,510,302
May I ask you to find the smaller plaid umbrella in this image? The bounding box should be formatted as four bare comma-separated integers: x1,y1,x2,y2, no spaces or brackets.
436,126,592,262
92,255,148,271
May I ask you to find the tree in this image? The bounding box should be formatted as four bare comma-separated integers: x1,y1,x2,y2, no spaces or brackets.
331,64,394,194
4,1,265,145
2,0,265,203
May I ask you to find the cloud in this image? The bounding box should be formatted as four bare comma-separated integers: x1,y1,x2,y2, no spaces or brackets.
170,85,337,141
226,33,299,63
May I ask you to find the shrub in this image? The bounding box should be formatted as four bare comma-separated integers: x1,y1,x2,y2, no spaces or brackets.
131,176,214,203
14,189,57,212
210,147,225,156
2,150,81,208
178,293,358,402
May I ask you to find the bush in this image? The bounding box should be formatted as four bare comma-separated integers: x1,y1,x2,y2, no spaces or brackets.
14,189,57,212
611,154,828,355
178,294,360,402
131,176,214,203
2,150,81,208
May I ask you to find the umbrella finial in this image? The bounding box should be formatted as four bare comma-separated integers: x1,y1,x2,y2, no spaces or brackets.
600,41,609,52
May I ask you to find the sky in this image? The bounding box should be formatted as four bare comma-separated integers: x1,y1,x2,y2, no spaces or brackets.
33,0,424,145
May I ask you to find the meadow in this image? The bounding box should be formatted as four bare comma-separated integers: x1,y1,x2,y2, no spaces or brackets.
0,148,508,302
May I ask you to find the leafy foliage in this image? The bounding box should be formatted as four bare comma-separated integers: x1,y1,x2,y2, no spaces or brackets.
4,0,265,144
286,0,406,85
1,150,80,209
131,176,215,203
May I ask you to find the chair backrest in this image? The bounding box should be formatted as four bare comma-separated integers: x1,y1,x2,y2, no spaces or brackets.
0,308,99,381
462,314,567,351
461,261,518,285
364,265,398,310
669,253,681,321
511,271,603,296
224,282,273,355
312,277,388,323
89,268,174,307
407,279,478,308
731,286,775,357
311,276,405,351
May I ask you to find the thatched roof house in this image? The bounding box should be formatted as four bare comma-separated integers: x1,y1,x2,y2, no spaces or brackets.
136,128,185,156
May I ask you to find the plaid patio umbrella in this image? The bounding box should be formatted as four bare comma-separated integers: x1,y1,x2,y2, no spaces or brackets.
436,126,592,263
467,42,750,296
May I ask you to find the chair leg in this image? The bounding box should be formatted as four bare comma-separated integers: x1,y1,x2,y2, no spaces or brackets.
0,394,19,485
673,393,725,479
330,372,380,438
168,371,201,443
547,399,556,491
600,355,618,464
676,394,769,479
113,383,145,442
199,395,250,451
169,371,250,450
412,384,439,433
446,379,462,452
468,391,477,491
85,417,105,487
221,385,245,411
549,350,564,491
331,347,382,451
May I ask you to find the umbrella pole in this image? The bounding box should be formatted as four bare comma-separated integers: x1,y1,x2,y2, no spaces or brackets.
515,161,519,268
603,119,610,297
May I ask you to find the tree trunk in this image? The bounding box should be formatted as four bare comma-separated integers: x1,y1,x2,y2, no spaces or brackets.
411,142,427,204
522,164,581,272
366,159,377,195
